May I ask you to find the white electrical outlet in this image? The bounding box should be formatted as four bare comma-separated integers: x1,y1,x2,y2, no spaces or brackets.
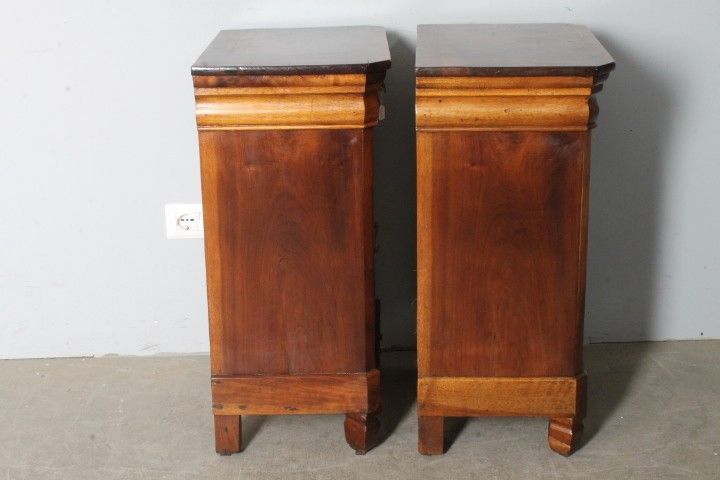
165,203,203,239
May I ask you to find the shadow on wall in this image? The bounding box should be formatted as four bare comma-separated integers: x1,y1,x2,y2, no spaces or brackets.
586,34,672,344
374,31,418,351
582,33,673,443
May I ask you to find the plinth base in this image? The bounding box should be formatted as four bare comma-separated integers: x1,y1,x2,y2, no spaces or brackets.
212,370,380,454
417,374,586,456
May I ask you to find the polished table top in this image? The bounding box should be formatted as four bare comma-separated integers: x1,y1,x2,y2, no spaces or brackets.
416,24,614,77
192,26,391,76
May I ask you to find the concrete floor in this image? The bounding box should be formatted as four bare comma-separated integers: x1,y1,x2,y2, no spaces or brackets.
1,341,719,479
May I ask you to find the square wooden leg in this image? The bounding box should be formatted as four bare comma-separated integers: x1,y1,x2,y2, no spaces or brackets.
418,416,444,455
214,415,241,455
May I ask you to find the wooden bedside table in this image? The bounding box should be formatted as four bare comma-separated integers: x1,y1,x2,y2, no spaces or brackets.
415,24,614,456
191,26,390,455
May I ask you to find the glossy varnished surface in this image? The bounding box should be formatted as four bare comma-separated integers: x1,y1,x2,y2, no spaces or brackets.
416,24,614,78
192,26,391,75
415,75,596,131
418,375,586,417
415,25,612,455
194,28,389,453
417,131,588,378
199,129,375,376
192,73,383,130
211,370,380,415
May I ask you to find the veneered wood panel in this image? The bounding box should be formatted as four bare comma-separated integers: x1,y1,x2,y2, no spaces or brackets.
194,90,381,130
212,370,380,415
418,375,585,417
200,129,374,376
418,130,588,378
415,76,596,132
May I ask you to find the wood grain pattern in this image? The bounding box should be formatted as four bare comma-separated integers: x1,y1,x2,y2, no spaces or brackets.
200,128,376,377
193,73,386,88
211,370,380,415
344,410,381,455
418,416,444,455
194,27,389,454
415,24,611,456
416,76,594,89
417,131,588,378
214,415,241,455
418,375,585,417
194,74,383,130
416,76,596,131
548,417,584,456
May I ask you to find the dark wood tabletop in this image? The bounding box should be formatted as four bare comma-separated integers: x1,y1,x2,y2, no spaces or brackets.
192,26,391,76
416,24,614,77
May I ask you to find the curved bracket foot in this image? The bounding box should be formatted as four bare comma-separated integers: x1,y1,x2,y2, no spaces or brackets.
548,417,583,456
344,410,381,454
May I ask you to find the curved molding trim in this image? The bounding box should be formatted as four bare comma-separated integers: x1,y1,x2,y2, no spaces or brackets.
416,76,601,131
194,74,383,130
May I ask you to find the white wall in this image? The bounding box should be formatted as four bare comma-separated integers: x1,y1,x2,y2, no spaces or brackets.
1,1,718,359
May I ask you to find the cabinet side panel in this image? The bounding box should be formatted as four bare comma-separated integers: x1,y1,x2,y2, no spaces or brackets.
360,129,377,370
199,129,369,375
420,131,587,377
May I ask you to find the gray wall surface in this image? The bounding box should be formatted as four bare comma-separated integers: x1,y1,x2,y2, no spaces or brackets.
1,1,718,358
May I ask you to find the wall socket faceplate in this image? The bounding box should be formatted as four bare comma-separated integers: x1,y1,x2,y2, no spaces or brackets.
165,203,203,239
